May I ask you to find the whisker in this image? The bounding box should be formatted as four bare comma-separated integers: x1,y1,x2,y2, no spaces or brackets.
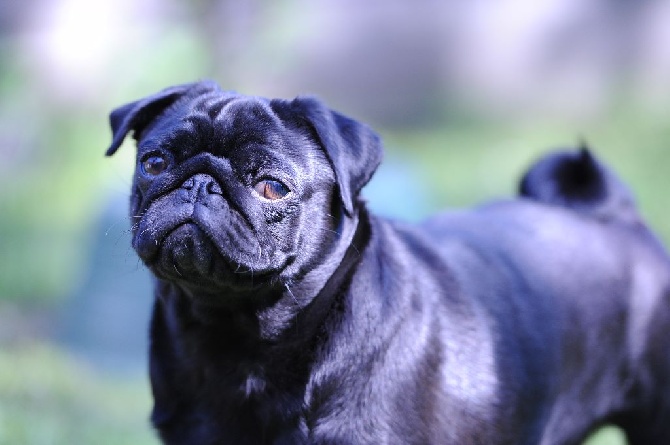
104,221,122,237
284,283,300,307
173,263,183,276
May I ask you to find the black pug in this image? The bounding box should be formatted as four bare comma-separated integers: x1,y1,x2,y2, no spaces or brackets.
106,81,670,445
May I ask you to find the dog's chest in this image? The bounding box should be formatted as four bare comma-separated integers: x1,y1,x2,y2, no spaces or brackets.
152,319,313,444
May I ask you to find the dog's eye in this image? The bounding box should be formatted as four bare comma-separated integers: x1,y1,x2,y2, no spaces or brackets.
254,179,289,200
141,155,169,176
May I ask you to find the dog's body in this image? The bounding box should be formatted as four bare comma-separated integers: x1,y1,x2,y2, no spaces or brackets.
107,81,670,445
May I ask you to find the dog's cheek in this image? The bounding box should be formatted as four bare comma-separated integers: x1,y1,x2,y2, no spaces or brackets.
266,208,302,254
129,186,144,223
265,208,285,225
263,201,299,225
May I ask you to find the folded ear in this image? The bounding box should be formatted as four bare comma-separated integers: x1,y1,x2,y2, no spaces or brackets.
288,97,383,216
105,81,219,156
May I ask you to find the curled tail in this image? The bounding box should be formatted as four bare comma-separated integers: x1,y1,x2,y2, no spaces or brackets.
519,145,639,224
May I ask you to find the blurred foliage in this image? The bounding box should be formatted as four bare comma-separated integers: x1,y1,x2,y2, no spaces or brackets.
0,111,106,304
0,25,209,304
584,427,628,445
0,342,157,445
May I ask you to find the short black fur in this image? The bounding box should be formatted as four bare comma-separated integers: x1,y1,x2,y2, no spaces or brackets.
107,81,670,445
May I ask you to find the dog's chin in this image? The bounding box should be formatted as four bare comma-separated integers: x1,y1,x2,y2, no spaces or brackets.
142,223,281,296
159,223,217,278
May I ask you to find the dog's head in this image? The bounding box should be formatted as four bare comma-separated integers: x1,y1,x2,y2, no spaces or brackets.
107,81,382,300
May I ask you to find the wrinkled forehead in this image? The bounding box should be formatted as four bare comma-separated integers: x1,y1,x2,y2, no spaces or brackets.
139,92,303,158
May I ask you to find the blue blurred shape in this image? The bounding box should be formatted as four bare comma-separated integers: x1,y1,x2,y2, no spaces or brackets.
363,155,433,222
58,193,153,376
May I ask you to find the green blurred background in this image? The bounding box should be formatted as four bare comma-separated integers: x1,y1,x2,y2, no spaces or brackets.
1,1,668,443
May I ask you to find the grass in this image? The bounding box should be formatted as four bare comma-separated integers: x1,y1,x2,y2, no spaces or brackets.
585,426,628,445
0,342,158,445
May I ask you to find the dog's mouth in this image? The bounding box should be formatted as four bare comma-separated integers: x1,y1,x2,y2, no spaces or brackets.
159,222,218,278
134,213,287,292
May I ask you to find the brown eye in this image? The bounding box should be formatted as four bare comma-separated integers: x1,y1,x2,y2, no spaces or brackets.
141,155,169,176
253,179,290,200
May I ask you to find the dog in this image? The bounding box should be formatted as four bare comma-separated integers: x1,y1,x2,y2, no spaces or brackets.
107,81,670,445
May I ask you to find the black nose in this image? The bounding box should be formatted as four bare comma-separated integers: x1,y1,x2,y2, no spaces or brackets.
180,174,222,201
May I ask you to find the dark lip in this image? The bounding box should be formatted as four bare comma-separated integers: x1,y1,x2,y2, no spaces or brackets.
137,220,192,265
148,220,207,259
142,220,281,281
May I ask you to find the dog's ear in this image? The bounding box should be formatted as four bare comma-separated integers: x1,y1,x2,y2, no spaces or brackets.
106,81,219,156
287,97,383,216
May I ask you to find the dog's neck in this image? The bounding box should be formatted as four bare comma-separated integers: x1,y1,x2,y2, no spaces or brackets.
263,206,369,341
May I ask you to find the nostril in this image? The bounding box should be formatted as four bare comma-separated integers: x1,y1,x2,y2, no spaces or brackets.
181,174,222,199
206,181,222,195
182,178,195,190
